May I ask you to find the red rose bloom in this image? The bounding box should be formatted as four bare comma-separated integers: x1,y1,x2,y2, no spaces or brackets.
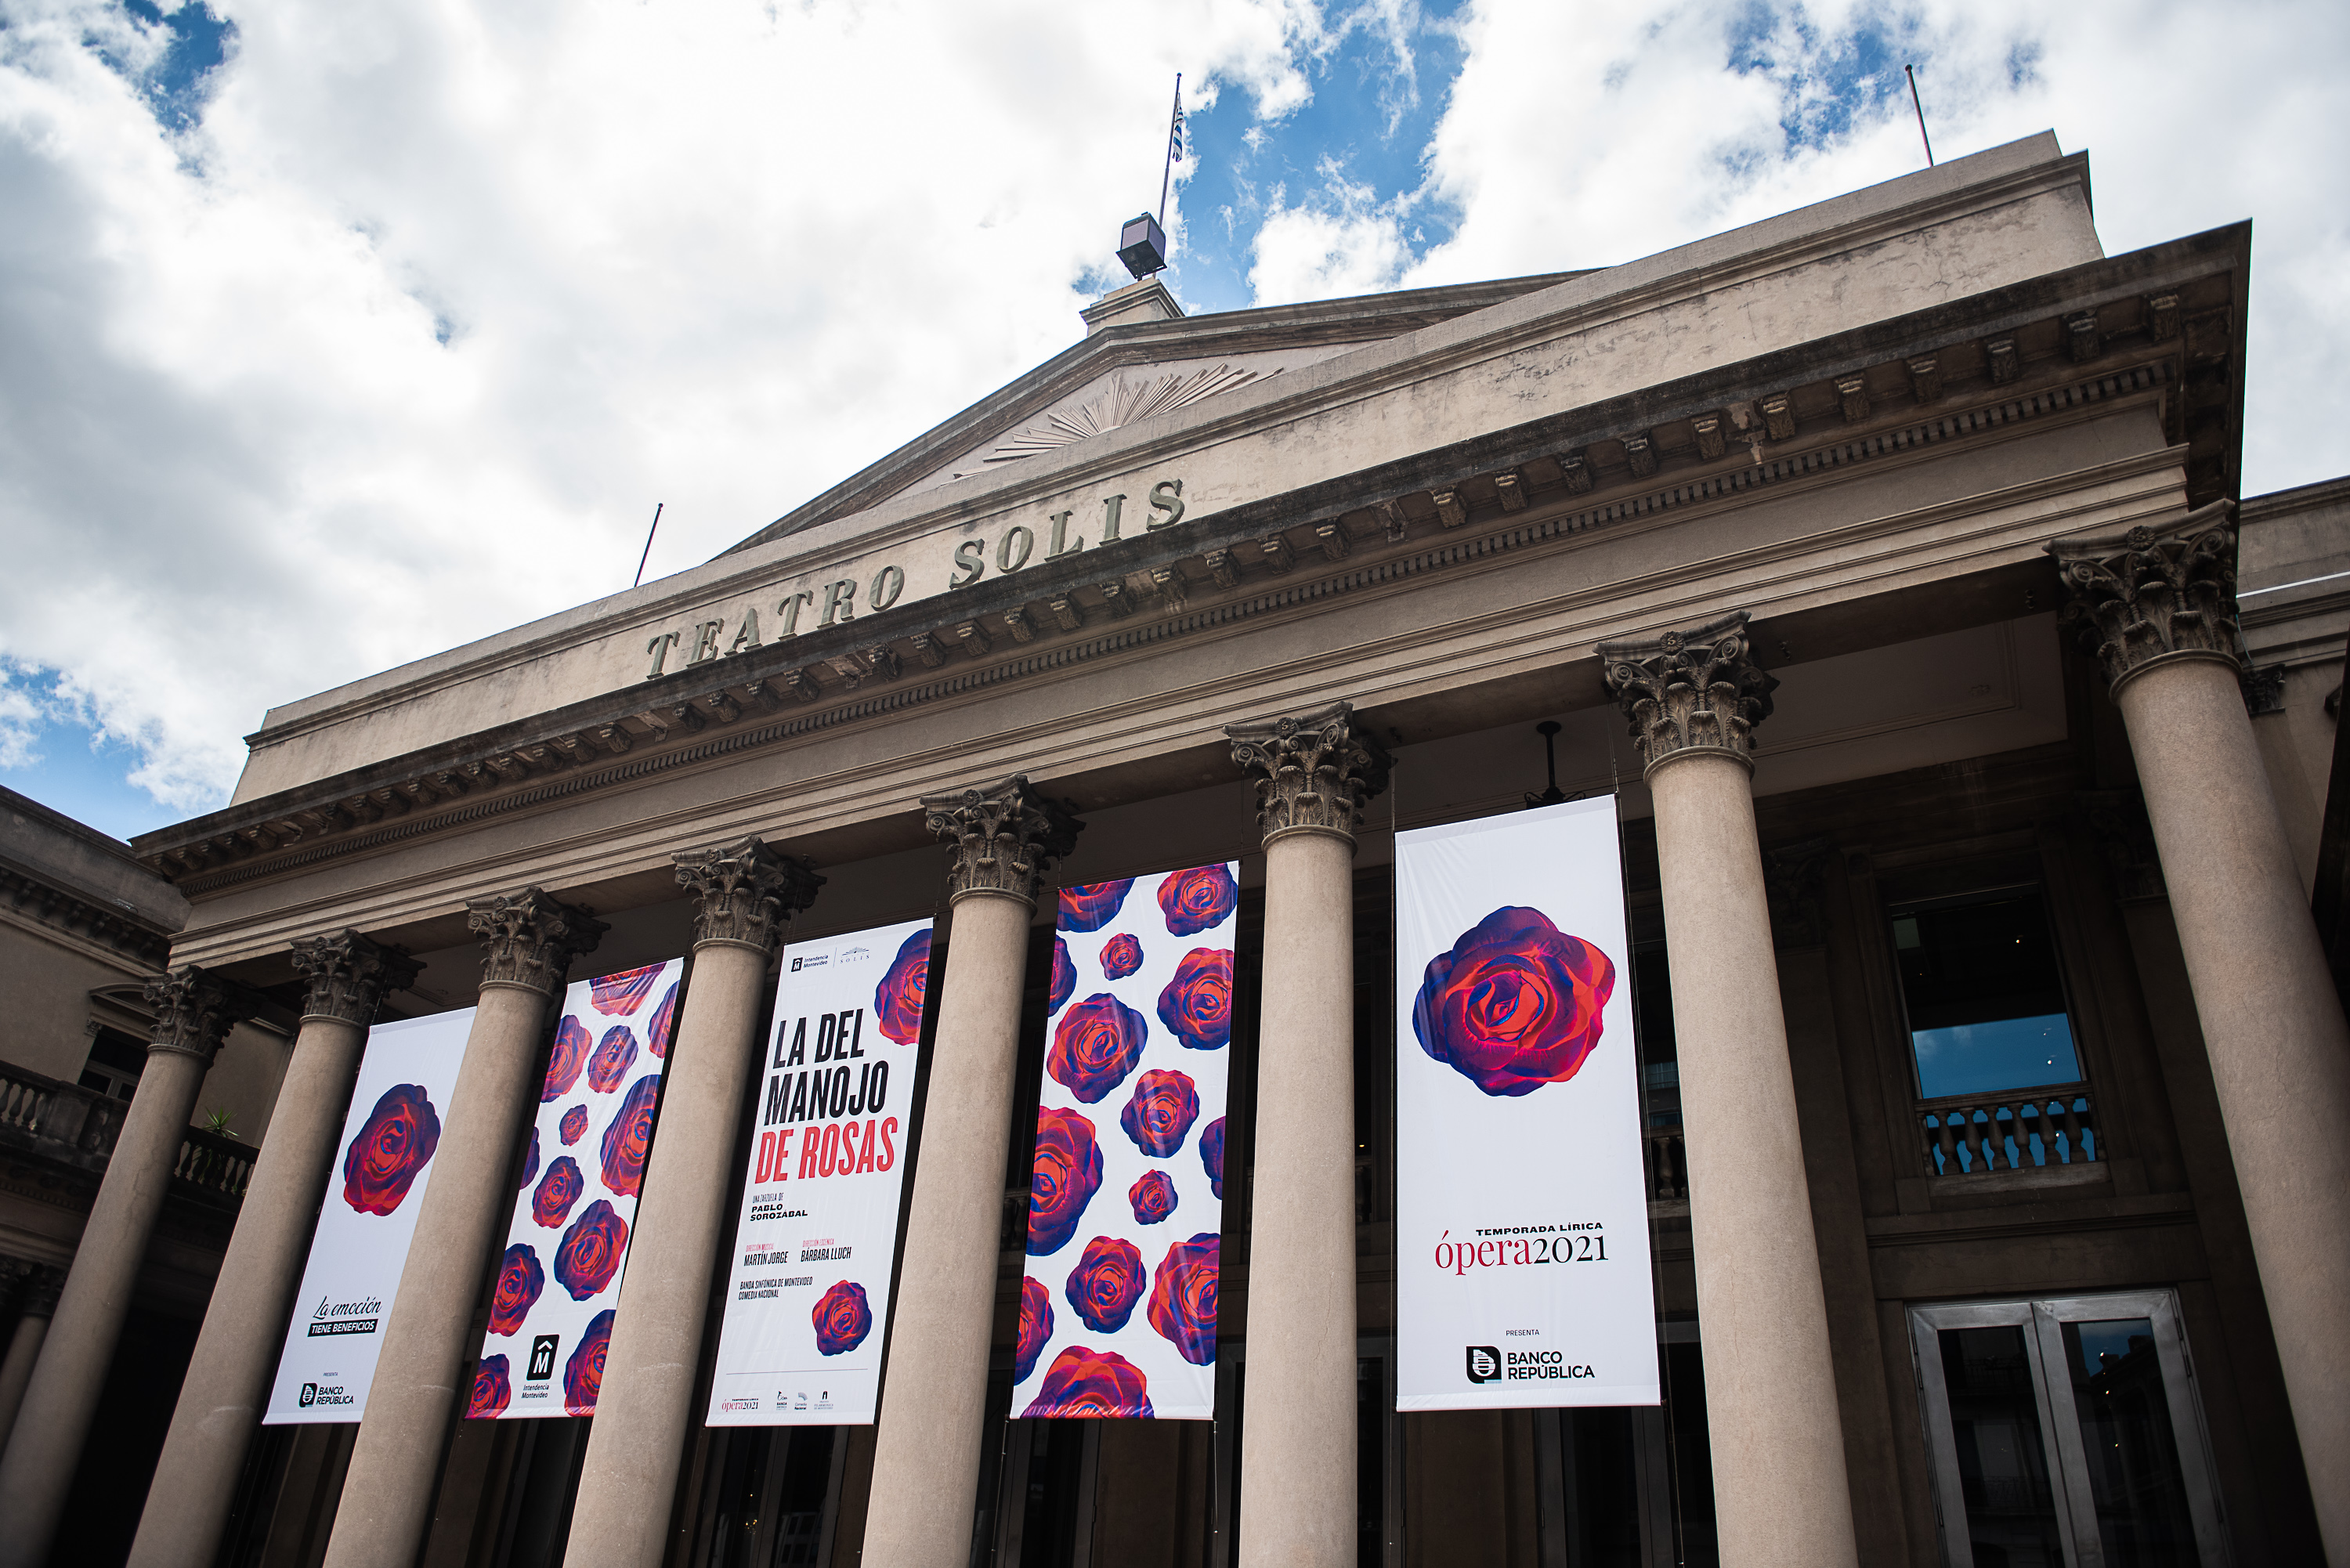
1198,1116,1225,1200
812,1281,873,1357
646,981,678,1058
1157,865,1238,936
590,965,661,1017
1148,1233,1220,1366
874,930,931,1045
533,1155,584,1228
1119,1068,1200,1157
1058,878,1136,933
342,1083,442,1216
1156,948,1235,1051
563,1310,613,1415
1129,1170,1177,1225
465,1355,512,1420
1021,1346,1152,1419
1047,937,1076,1013
486,1244,544,1336
1412,906,1615,1097
542,1017,591,1102
516,1126,540,1190
588,1026,638,1093
1065,1235,1146,1332
1026,1107,1102,1256
1048,993,1148,1103
598,1074,663,1197
1014,1277,1054,1382
554,1199,629,1300
1099,933,1144,980
559,1105,588,1146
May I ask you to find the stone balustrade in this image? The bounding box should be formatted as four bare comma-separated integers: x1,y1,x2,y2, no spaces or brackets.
1918,1088,2099,1176
0,1060,249,1208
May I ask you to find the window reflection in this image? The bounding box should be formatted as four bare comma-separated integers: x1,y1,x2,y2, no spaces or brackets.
1892,890,2082,1100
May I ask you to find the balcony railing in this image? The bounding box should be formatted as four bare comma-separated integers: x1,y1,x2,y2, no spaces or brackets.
1643,1126,1688,1202
1918,1086,2099,1176
0,1058,251,1207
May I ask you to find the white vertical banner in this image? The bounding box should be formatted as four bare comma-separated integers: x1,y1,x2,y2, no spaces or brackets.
465,959,685,1420
263,1008,475,1424
1013,865,1235,1421
707,919,932,1426
1394,797,1659,1411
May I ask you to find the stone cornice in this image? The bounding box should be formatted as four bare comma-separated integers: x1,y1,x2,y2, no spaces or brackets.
0,864,173,968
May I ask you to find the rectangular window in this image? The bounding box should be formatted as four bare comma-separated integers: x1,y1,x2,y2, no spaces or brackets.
1891,887,2081,1100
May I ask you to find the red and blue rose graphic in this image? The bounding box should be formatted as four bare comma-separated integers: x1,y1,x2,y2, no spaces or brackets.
542,1017,591,1103
559,1104,588,1146
1412,906,1615,1097
598,1075,662,1196
1119,1069,1199,1158
1198,1116,1224,1200
465,1355,512,1419
516,1126,540,1190
1129,1170,1177,1226
554,1199,628,1300
1099,933,1144,980
874,930,931,1045
487,1244,544,1335
1047,937,1076,1014
1015,1277,1054,1382
1022,1346,1152,1419
342,1083,441,1216
1156,949,1234,1051
590,965,661,1017
1157,865,1238,936
1058,878,1136,933
1066,1236,1146,1332
564,1310,613,1415
587,1026,638,1093
812,1281,874,1357
532,1156,585,1228
1148,1234,1219,1365
1026,1107,1103,1255
1048,994,1148,1103
646,982,678,1058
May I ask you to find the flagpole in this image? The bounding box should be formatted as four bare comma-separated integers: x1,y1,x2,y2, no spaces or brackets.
1157,72,1182,227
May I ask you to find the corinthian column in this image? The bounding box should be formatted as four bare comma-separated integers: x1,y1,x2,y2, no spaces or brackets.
0,968,257,1568
1225,702,1390,1568
861,776,1080,1568
2052,505,2350,1561
1598,615,1859,1568
565,839,823,1568
0,1267,63,1445
130,931,419,1568
322,891,603,1568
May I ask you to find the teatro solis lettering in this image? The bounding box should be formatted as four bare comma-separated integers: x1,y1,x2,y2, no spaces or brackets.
752,1006,898,1185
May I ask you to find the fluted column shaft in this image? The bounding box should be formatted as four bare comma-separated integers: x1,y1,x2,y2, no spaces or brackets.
0,970,253,1568
861,776,1079,1568
0,1270,63,1446
565,841,822,1568
130,932,418,1568
322,891,602,1568
1602,616,1859,1568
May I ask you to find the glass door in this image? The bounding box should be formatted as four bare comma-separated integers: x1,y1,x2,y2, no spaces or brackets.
1908,1291,2229,1568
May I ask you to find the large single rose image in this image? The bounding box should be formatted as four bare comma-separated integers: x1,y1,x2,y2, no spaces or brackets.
1099,933,1144,980
587,1026,639,1093
1015,1277,1054,1382
598,1074,662,1197
1148,1233,1220,1365
542,1017,591,1102
1065,1236,1146,1332
554,1199,629,1300
875,930,931,1044
533,1155,585,1228
812,1281,873,1357
1158,865,1238,936
559,1105,588,1146
1048,937,1076,1014
516,1126,540,1190
342,1083,442,1216
591,965,661,1017
564,1310,613,1415
1021,1346,1152,1419
465,1355,512,1420
1412,906,1616,1097
647,981,679,1058
1026,1107,1103,1256
1156,949,1234,1051
1130,1170,1177,1225
487,1244,544,1336
1119,1068,1200,1158
1198,1116,1225,1200
1048,994,1148,1103
1058,878,1136,933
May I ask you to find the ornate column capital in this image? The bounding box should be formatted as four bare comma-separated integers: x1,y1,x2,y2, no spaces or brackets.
289,930,422,1027
920,775,1083,906
464,888,607,997
1599,611,1778,779
674,836,826,955
142,966,255,1066
1225,701,1393,847
2048,500,2240,695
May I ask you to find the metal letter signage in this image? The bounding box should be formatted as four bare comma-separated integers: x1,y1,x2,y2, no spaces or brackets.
1394,799,1660,1411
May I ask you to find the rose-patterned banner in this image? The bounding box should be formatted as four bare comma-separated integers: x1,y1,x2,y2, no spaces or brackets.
706,918,934,1427
1394,798,1659,1411
466,958,684,1420
1017,863,1235,1422
263,1008,475,1425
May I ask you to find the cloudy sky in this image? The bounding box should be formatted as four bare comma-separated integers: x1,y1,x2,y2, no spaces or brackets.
3,0,2345,840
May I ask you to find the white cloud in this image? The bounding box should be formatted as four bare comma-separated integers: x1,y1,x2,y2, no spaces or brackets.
1247,157,1415,300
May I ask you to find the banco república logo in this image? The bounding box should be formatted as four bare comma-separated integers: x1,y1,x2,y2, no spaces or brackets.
1466,1346,1502,1384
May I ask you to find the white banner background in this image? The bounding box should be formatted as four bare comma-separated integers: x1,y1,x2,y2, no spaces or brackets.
263,1008,475,1424
1394,798,1659,1411
707,919,931,1426
466,959,684,1419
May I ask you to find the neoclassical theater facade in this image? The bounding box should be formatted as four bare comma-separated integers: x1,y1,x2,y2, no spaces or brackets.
2,132,2345,1568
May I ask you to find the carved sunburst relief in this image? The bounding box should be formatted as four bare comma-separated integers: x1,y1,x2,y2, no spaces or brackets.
985,364,1271,463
